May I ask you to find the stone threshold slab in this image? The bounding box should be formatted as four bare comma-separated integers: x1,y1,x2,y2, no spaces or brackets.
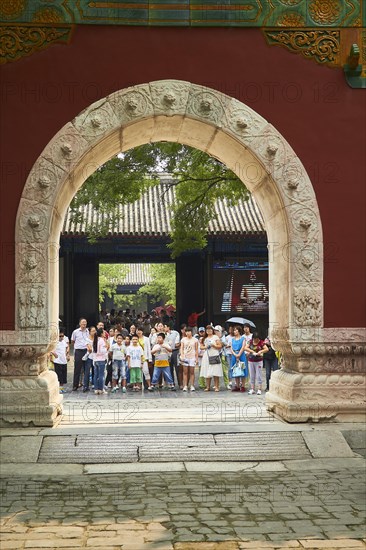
0,435,43,463
0,463,84,476
41,422,286,435
37,422,366,436
0,422,364,437
303,430,355,458
1,457,365,476
36,432,312,464
1,429,361,464
283,457,366,470
60,411,280,426
84,462,186,474
0,429,43,436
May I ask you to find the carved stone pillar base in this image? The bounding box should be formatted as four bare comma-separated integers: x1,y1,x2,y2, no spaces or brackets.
0,370,63,427
266,368,366,423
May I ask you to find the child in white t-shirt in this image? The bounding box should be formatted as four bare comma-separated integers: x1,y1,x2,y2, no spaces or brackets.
111,334,127,393
126,335,144,391
180,327,198,392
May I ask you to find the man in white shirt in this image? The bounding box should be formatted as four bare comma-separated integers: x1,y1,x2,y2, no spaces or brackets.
164,323,180,386
136,326,153,390
50,329,69,393
71,318,89,391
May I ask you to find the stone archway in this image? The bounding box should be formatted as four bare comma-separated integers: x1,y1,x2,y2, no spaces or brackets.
1,80,364,426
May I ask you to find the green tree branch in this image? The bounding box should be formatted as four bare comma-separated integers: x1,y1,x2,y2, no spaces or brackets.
70,143,249,257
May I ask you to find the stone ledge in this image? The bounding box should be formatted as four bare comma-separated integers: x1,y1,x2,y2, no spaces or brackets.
84,462,186,474
0,463,84,476
0,457,365,476
0,435,43,463
302,430,356,458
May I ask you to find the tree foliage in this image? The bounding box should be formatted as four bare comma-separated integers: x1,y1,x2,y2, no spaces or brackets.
70,142,249,256
99,263,175,310
113,293,147,312
70,149,159,242
99,264,129,305
138,264,176,305
165,147,249,257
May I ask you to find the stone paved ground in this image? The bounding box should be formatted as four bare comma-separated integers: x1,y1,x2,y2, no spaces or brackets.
2,365,365,548
59,392,274,427
59,362,268,405
54,361,274,427
1,466,365,549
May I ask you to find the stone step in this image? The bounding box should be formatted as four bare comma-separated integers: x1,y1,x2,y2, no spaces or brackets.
60,397,275,425
37,432,311,463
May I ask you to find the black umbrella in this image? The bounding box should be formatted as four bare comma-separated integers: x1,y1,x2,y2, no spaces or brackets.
226,316,256,328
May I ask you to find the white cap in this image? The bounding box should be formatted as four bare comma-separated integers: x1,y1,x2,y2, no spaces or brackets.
214,325,223,332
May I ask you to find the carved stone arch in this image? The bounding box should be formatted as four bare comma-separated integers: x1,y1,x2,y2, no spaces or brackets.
16,80,324,335
1,80,364,427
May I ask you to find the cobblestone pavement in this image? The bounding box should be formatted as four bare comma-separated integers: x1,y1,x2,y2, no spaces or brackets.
1,466,365,549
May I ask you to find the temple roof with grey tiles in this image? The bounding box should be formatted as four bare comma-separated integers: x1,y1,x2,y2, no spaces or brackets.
112,264,153,287
62,179,265,238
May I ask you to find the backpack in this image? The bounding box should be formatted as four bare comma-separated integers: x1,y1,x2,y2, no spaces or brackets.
264,344,276,360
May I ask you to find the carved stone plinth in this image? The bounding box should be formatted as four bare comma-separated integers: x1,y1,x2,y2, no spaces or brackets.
0,338,63,427
0,369,63,428
266,331,366,423
267,369,366,422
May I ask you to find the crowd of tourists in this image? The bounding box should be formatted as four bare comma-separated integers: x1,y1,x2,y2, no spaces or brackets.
99,308,177,334
50,310,280,396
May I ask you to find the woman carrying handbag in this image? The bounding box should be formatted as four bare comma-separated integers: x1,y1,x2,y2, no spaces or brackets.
231,325,248,392
199,325,223,392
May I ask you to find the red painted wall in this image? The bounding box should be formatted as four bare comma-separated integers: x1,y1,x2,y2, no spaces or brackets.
0,27,365,329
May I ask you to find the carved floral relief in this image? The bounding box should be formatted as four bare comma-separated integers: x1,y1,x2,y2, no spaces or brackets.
17,285,47,329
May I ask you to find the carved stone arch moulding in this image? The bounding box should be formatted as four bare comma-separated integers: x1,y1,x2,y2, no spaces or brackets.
16,79,324,342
